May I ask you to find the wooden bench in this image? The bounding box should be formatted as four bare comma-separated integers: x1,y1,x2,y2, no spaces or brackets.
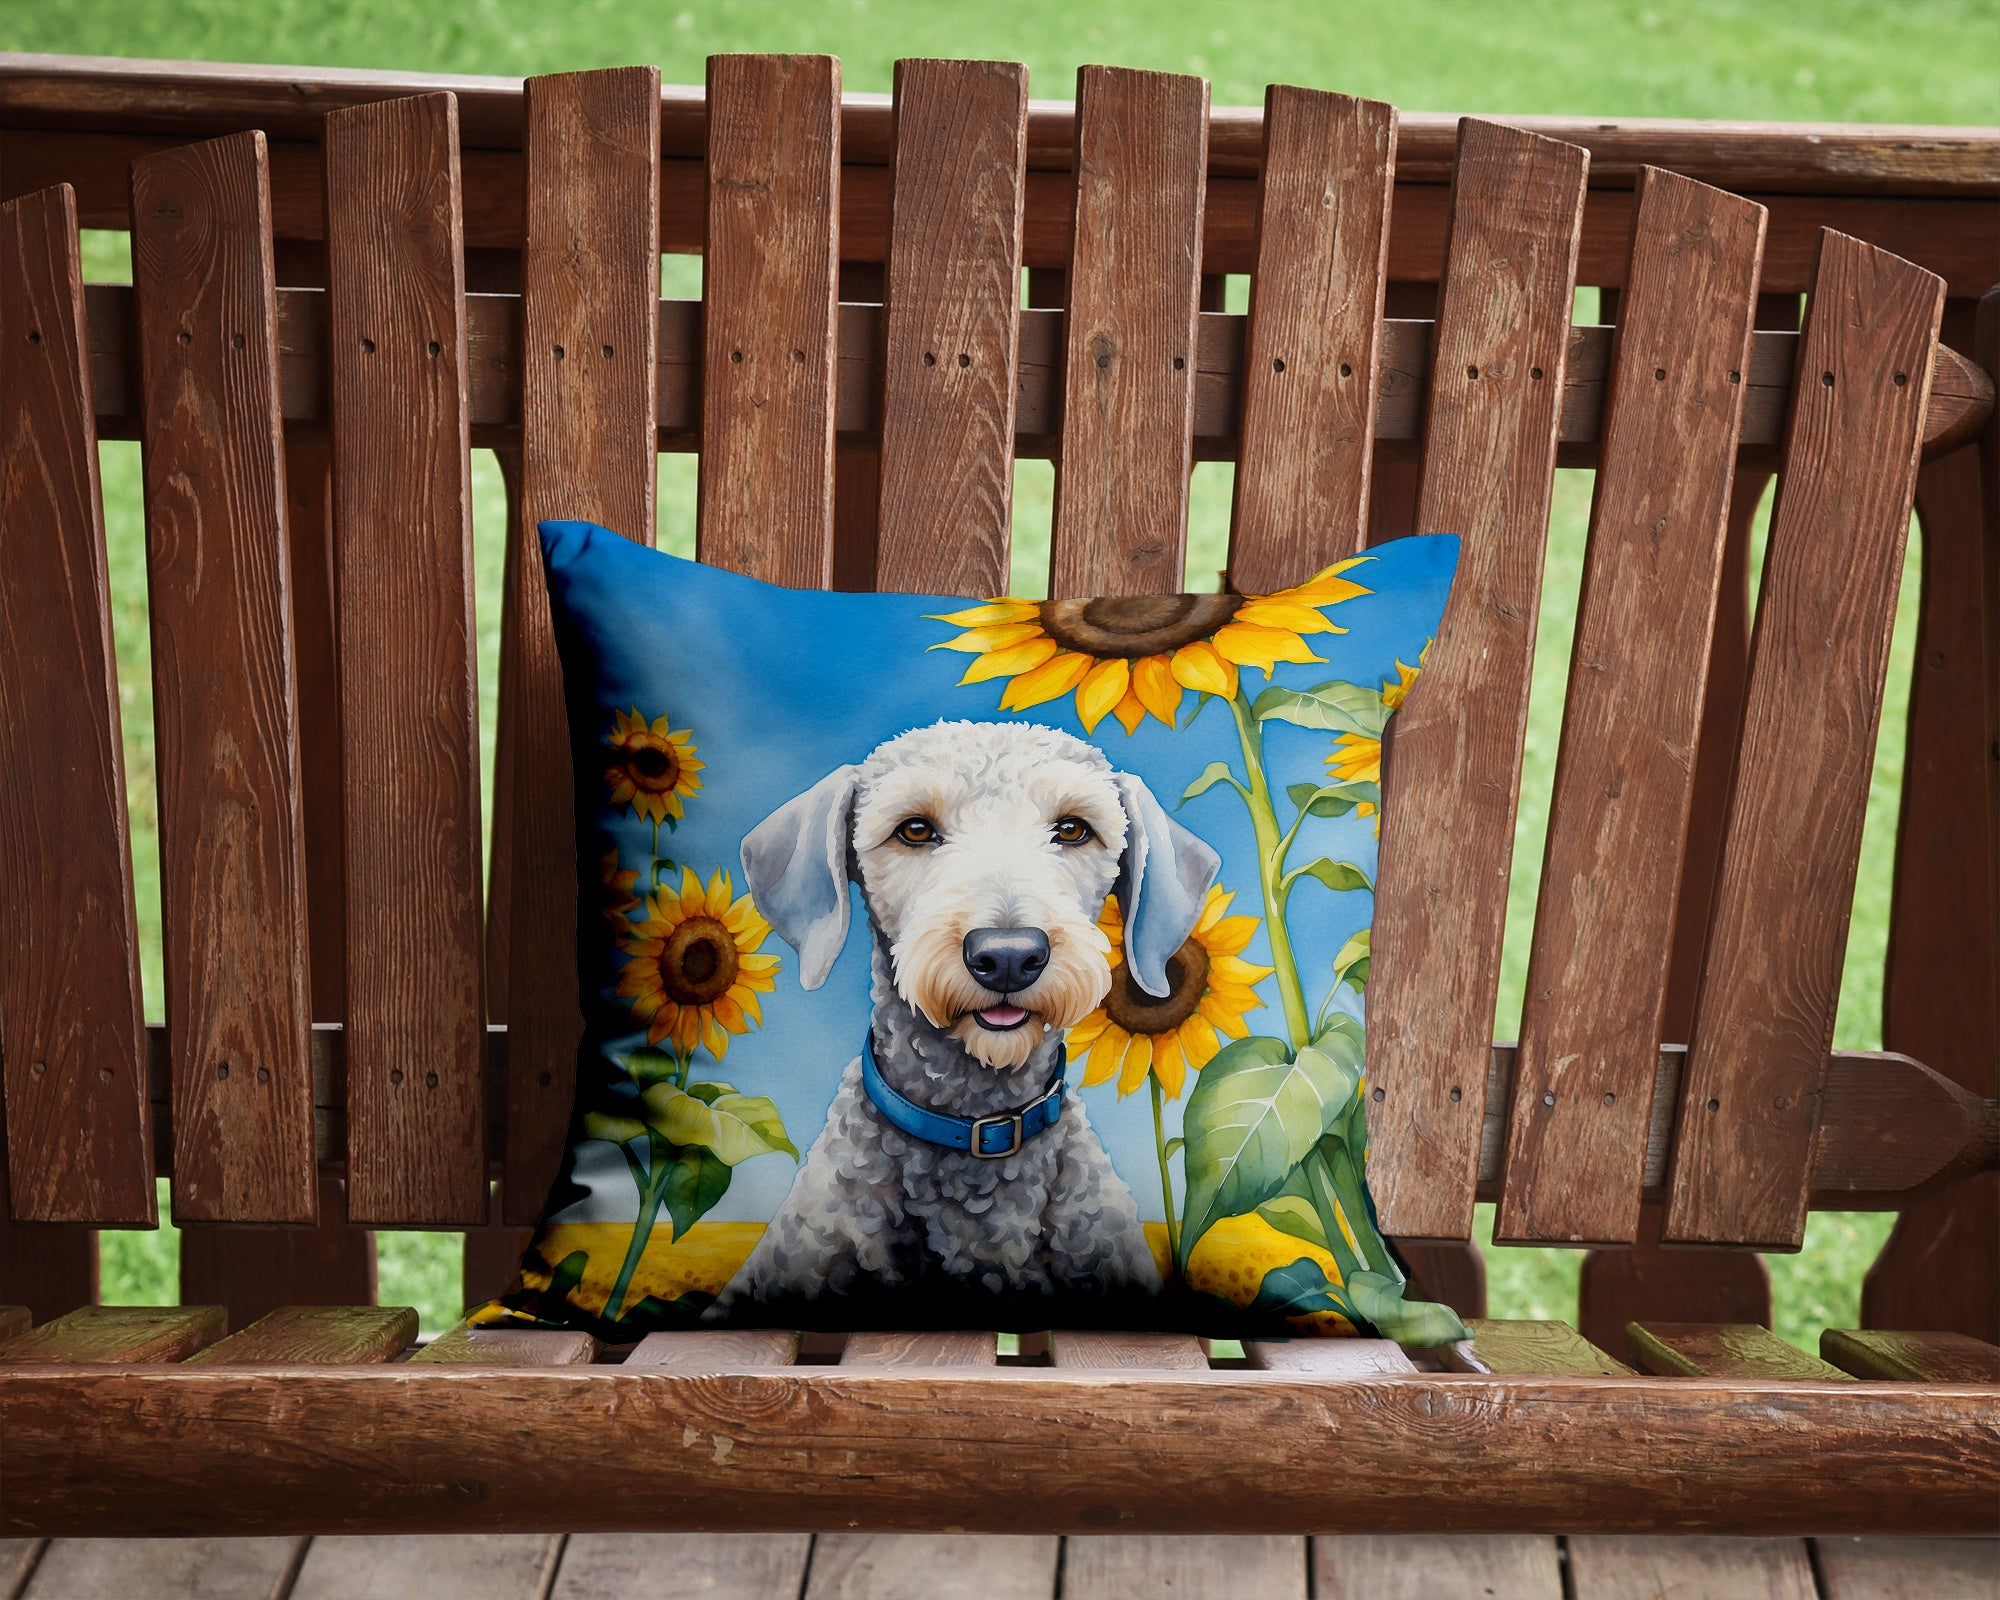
0,52,1997,1548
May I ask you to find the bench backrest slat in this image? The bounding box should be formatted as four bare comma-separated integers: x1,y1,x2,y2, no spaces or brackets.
697,54,841,588
1366,119,1590,1241
1228,87,1396,588
1049,66,1209,601
1497,168,1767,1247
502,66,662,1223
873,57,1028,597
129,131,318,1224
1666,229,1946,1250
324,92,487,1225
0,183,155,1225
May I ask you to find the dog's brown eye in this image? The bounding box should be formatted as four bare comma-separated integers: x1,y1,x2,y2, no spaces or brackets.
893,816,940,846
1053,816,1095,846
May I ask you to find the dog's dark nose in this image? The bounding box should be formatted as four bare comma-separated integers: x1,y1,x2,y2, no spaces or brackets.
962,926,1050,993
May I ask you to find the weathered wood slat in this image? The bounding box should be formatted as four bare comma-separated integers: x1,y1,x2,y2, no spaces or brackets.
323,92,487,1226
872,58,1026,596
0,184,153,1225
1812,1536,2000,1600
178,1170,375,1328
1447,1318,1635,1376
1365,119,1590,1241
411,1321,598,1366
1315,1534,1563,1600
842,1331,996,1367
624,1329,800,1367
20,1536,306,1600
808,1534,1057,1600
185,1304,416,1365
1228,88,1395,587
698,53,840,587
1500,169,1766,1246
1822,1329,2000,1383
554,1534,814,1600
129,131,318,1226
1667,231,1947,1249
1244,1338,1417,1374
500,67,662,1226
1565,1536,1818,1600
1627,1321,1850,1381
288,1535,561,1600
0,1305,224,1363
1048,1330,1207,1370
5,1367,1996,1536
1049,66,1208,598
1064,1535,1307,1600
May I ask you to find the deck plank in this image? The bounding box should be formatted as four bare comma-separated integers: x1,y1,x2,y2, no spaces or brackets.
289,1535,560,1600
22,1537,303,1600
1063,1535,1306,1599
552,1533,812,1600
1315,1534,1561,1599
806,1534,1056,1600
1566,1536,1817,1600
1812,1538,2000,1599
1,1540,44,1597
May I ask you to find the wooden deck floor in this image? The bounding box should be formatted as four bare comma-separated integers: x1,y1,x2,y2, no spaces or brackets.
2,1534,1994,1599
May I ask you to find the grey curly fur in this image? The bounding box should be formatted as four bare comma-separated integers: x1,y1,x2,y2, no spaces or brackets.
713,929,1160,1319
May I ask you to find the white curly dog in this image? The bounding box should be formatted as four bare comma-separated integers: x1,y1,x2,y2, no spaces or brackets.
711,719,1219,1325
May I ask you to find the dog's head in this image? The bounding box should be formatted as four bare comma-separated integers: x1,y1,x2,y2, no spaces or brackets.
742,721,1219,1070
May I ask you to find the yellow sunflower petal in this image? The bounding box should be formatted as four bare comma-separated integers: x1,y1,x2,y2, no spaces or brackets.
928,599,1039,628
705,870,732,918
1204,915,1261,956
999,650,1092,711
710,994,746,1032
1193,886,1234,933
1201,994,1253,1039
931,621,1049,656
1116,1032,1154,1097
1234,597,1343,635
1152,1036,1187,1100
1067,1013,1109,1048
1082,1031,1125,1087
1110,684,1148,735
959,635,1060,686
1168,638,1239,698
702,1014,730,1058
1074,657,1131,734
729,985,764,1026
1178,1012,1218,1063
1130,653,1183,728
1212,620,1330,672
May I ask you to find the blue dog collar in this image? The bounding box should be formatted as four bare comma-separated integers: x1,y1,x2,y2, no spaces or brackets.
861,1030,1067,1158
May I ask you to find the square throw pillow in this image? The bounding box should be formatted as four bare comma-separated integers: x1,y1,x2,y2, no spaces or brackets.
474,523,1464,1345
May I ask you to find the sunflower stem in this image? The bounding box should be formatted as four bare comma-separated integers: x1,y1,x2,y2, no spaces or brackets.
649,817,662,893
1150,1073,1181,1275
603,1135,675,1324
1225,691,1311,1051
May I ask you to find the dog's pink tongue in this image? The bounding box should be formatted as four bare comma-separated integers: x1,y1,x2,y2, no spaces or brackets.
980,1004,1029,1027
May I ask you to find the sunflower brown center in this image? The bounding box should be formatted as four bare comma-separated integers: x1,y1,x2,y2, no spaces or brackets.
1037,593,1242,659
626,740,681,792
1103,936,1209,1036
658,916,738,1006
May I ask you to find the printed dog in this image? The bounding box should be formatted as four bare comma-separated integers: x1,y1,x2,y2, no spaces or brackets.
710,719,1218,1322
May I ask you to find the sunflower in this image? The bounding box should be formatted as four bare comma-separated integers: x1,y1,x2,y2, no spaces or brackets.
598,847,642,926
1322,649,1426,821
1070,885,1275,1100
929,559,1374,735
604,708,704,824
617,867,781,1059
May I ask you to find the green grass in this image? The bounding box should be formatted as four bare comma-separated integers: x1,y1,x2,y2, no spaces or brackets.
30,0,1995,1339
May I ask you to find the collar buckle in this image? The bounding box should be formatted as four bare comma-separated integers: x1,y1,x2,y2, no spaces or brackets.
968,1110,1025,1159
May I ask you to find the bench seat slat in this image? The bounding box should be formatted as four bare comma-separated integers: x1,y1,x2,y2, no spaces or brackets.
1047,1331,1208,1370
1445,1318,1635,1376
129,131,319,1226
841,1331,997,1367
624,1329,800,1367
1627,1321,1850,1380
0,184,154,1226
1365,120,1590,1241
1667,232,1947,1250
178,1170,376,1327
184,1304,417,1365
0,1304,225,1363
873,59,1027,597
500,67,663,1224
1244,1338,1417,1375
1821,1328,2000,1383
1499,169,1766,1247
698,54,840,588
1229,88,1396,588
412,1321,598,1365
323,92,488,1226
1049,66,1209,600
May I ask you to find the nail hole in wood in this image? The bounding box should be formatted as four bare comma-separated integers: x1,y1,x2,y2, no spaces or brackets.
1603,1092,1616,1106
1338,362,1352,377
1728,370,1741,384
231,332,245,350
427,340,441,357
791,349,805,363
1653,367,1666,381
1173,356,1186,371
178,330,192,345
1820,371,1834,388
730,350,744,363
1272,357,1286,372
216,1063,230,1081
1541,1091,1555,1108
360,337,376,354
1466,364,1479,380
1448,1086,1462,1103
26,330,41,344
1893,371,1908,386
554,345,566,360
1371,1086,1385,1102
538,1070,553,1087
30,1061,45,1077
426,1071,440,1089
257,1067,270,1084
602,344,614,360
1530,366,1543,380
390,1069,405,1086
924,352,937,367
957,353,970,368
99,1067,113,1083
1706,1097,1720,1112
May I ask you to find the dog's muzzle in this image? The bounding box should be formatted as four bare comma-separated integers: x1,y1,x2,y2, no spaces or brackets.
861,1029,1067,1157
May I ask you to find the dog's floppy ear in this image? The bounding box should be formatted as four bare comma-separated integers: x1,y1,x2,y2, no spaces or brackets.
741,764,861,990
1112,771,1221,998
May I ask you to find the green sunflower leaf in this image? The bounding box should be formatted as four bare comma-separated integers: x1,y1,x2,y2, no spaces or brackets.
1177,1037,1363,1272
616,1047,681,1089
1310,1011,1367,1071
1180,761,1243,805
580,1111,649,1147
1256,1193,1330,1251
638,1083,799,1165
1250,679,1388,737
1341,1269,1471,1347
1246,1256,1350,1320
1331,929,1371,992
1164,1137,1185,1160
684,1080,738,1105
658,1145,733,1243
1282,857,1373,897
1285,780,1381,819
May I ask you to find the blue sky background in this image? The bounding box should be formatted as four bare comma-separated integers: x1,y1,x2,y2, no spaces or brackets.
541,522,1458,1225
